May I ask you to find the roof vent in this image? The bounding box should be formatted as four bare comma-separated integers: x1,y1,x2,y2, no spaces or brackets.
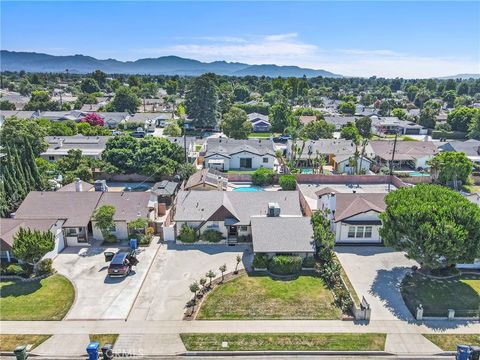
267,202,281,217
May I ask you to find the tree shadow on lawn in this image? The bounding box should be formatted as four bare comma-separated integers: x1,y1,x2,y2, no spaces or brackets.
0,280,42,298
370,267,479,330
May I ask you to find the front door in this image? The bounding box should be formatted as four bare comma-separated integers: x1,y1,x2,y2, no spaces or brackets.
228,226,238,237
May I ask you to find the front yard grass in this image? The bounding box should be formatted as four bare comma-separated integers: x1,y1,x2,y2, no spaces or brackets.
89,334,119,346
180,333,386,351
0,335,51,351
423,334,480,351
196,274,342,320
0,274,75,320
401,273,480,317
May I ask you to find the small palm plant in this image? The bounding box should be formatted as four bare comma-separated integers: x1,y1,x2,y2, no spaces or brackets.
206,270,216,287
219,264,227,282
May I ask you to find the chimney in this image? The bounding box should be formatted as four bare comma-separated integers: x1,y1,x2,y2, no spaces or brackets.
328,193,336,214
75,178,82,192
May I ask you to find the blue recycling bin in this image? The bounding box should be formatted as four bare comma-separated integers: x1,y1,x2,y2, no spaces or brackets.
86,341,99,360
456,345,471,360
130,238,138,250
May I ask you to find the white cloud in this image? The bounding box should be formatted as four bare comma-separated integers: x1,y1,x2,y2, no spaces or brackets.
132,34,479,78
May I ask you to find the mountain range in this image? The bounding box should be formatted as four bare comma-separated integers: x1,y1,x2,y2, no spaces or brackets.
0,50,342,78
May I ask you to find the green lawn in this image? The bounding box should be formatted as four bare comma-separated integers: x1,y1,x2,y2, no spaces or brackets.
423,334,480,351
463,184,480,194
0,275,75,320
197,274,341,320
180,333,386,351
89,334,119,346
248,132,280,138
401,273,480,317
0,335,51,351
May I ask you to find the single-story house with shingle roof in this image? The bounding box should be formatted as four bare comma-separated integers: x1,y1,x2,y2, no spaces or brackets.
41,135,112,161
368,140,438,169
184,168,228,191
437,139,480,165
247,113,271,132
0,218,66,262
204,138,276,171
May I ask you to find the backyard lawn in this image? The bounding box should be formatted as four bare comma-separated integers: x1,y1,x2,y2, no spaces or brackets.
423,334,480,351
0,335,51,351
0,275,75,320
181,333,386,351
401,273,480,317
248,132,281,139
197,274,341,320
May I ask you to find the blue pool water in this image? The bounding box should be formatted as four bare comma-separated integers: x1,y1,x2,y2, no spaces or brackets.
301,168,313,174
233,186,264,192
409,172,430,177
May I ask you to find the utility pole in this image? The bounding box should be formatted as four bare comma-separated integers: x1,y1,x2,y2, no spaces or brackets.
387,130,399,192
183,122,188,164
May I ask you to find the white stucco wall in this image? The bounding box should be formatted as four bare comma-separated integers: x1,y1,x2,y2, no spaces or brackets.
229,152,275,170
92,221,129,241
336,158,371,174
43,220,66,259
334,211,382,243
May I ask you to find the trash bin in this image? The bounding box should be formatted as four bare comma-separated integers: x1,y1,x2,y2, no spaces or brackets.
86,341,100,360
129,238,138,250
104,251,115,262
14,345,27,360
456,345,471,360
101,343,114,360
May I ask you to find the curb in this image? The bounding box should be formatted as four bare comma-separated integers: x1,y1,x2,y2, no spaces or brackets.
182,350,395,356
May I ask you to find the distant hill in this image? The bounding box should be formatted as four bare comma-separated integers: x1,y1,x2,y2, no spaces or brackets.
436,74,480,80
0,50,342,78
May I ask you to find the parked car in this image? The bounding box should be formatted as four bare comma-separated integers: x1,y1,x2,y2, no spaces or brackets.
107,252,138,277
273,135,291,143
130,130,146,138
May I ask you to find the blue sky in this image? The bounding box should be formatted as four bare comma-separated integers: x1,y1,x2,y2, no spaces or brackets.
1,1,479,77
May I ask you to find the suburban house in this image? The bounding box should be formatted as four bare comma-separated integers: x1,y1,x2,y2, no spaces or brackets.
11,190,156,246
0,218,66,262
371,116,428,135
173,190,304,246
203,138,276,171
41,135,112,161
129,112,175,130
183,168,228,191
368,140,438,170
247,113,272,132
286,139,372,174
151,180,179,206
437,139,480,165
324,116,356,130
317,191,386,244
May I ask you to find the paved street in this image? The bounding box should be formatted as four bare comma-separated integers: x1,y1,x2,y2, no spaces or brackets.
54,242,159,320
335,246,419,321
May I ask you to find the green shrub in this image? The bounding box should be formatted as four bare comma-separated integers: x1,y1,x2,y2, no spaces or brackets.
37,258,53,275
302,256,316,268
6,264,24,276
252,254,269,269
279,175,297,190
252,168,275,186
333,283,354,311
103,234,118,244
178,224,197,243
200,229,223,243
432,130,467,140
268,255,302,275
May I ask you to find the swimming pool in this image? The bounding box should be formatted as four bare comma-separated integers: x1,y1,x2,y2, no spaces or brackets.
301,168,313,174
409,172,430,177
232,185,264,192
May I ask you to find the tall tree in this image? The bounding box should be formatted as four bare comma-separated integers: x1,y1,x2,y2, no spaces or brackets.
428,152,473,187
380,184,480,270
220,107,252,139
110,86,141,113
185,73,219,129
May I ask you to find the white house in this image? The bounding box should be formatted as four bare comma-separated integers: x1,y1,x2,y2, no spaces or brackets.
204,138,276,171
317,190,386,244
41,135,112,162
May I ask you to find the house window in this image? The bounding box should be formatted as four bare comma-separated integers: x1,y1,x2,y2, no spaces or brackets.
48,156,55,161
347,226,356,238
356,226,365,238
263,157,269,163
240,226,247,231
66,228,78,236
240,158,252,168
364,226,372,238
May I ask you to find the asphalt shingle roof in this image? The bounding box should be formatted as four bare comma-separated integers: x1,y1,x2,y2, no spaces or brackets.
205,138,275,158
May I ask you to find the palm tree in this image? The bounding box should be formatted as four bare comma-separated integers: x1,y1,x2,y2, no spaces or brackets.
357,138,369,179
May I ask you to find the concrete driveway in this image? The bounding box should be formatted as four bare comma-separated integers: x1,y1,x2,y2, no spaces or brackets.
54,241,159,320
128,243,252,321
335,246,418,321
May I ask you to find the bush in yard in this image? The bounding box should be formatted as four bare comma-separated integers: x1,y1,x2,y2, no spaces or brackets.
252,253,269,269
279,175,297,190
333,283,354,312
6,264,24,276
36,258,53,275
268,255,302,275
252,168,275,186
302,256,316,268
103,234,118,244
178,224,197,243
200,229,223,243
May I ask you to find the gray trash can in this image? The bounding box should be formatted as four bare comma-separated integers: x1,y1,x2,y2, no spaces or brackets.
14,345,27,360
101,343,114,359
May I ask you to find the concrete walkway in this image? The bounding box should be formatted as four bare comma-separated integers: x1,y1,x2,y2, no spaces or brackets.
384,334,442,355
32,334,90,357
